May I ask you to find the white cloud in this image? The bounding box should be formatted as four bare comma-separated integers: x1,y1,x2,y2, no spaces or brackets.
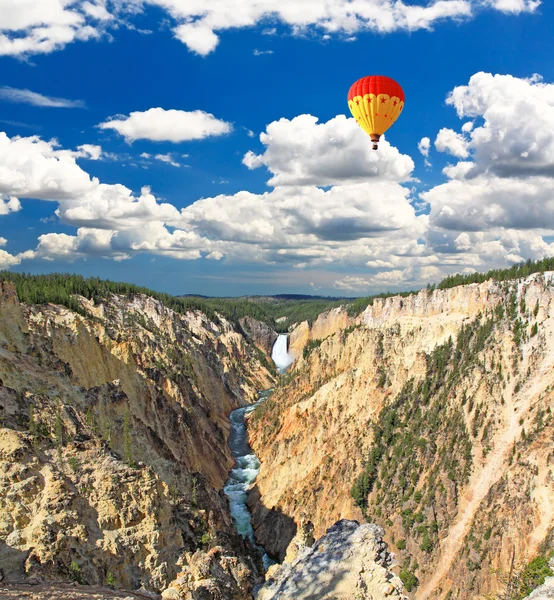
0,196,22,215
418,136,432,167
0,0,111,57
243,114,414,186
134,0,478,56
173,22,220,56
483,0,540,13
435,127,470,158
132,0,540,56
333,264,445,292
253,49,274,55
334,276,373,291
422,71,554,270
0,243,35,270
0,130,413,269
140,152,185,167
153,153,181,167
98,108,232,143
0,133,182,231
0,86,86,108
423,73,554,233
0,249,23,270
423,175,554,231
444,72,554,178
0,1,538,59
6,72,554,288
70,144,103,160
418,137,431,158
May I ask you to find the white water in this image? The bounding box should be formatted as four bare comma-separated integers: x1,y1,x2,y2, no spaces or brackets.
271,334,294,372
223,389,276,570
224,335,292,571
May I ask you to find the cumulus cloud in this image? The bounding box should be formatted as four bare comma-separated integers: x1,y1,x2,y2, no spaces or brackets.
0,0,111,57
423,175,554,231
132,0,508,56
483,0,540,13
181,182,423,245
0,133,182,229
0,129,425,270
243,114,414,186
6,72,554,289
0,1,538,59
0,196,22,215
98,108,232,143
435,127,470,158
418,136,432,167
442,72,554,178
0,86,86,108
422,71,554,269
0,239,35,270
333,265,444,292
418,137,431,158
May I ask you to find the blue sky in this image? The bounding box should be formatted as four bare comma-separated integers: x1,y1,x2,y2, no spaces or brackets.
1,0,554,296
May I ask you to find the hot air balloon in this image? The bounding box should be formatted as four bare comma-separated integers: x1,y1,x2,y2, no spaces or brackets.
347,76,405,150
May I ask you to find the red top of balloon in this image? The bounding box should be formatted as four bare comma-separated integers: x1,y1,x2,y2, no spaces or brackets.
348,76,405,103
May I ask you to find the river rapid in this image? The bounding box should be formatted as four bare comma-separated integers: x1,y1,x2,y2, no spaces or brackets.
223,389,275,569
223,334,294,569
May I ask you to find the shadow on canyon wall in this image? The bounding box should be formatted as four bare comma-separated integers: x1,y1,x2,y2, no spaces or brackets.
247,484,297,562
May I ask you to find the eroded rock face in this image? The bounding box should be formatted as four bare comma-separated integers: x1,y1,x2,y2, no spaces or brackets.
257,519,408,600
238,317,278,357
0,284,272,595
161,546,260,600
288,308,352,361
249,273,554,599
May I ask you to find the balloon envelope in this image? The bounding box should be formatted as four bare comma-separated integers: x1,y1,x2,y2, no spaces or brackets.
348,75,405,149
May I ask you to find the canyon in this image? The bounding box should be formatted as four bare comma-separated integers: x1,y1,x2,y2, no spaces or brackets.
1,271,553,599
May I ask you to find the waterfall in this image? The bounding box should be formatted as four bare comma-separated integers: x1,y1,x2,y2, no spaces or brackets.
271,334,294,372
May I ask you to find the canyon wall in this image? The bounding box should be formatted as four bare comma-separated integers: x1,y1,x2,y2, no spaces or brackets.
0,282,274,596
248,274,554,599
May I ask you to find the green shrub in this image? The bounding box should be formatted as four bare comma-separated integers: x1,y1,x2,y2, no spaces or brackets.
515,555,553,599
399,568,419,592
69,560,84,584
420,531,434,553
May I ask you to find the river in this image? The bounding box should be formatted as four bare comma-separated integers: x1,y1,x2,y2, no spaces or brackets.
223,334,293,569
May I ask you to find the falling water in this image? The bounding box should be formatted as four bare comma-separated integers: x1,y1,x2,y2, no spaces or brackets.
271,334,294,372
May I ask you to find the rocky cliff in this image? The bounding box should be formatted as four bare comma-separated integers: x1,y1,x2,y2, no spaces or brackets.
238,316,278,358
248,274,554,599
257,519,408,600
0,281,274,596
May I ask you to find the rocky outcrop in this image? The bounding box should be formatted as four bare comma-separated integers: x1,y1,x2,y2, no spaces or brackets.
161,546,260,599
525,576,554,600
0,283,273,595
257,519,408,600
238,317,278,357
288,307,353,361
249,273,554,600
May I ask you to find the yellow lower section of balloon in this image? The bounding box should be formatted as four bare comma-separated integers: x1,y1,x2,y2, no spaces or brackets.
348,94,404,137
